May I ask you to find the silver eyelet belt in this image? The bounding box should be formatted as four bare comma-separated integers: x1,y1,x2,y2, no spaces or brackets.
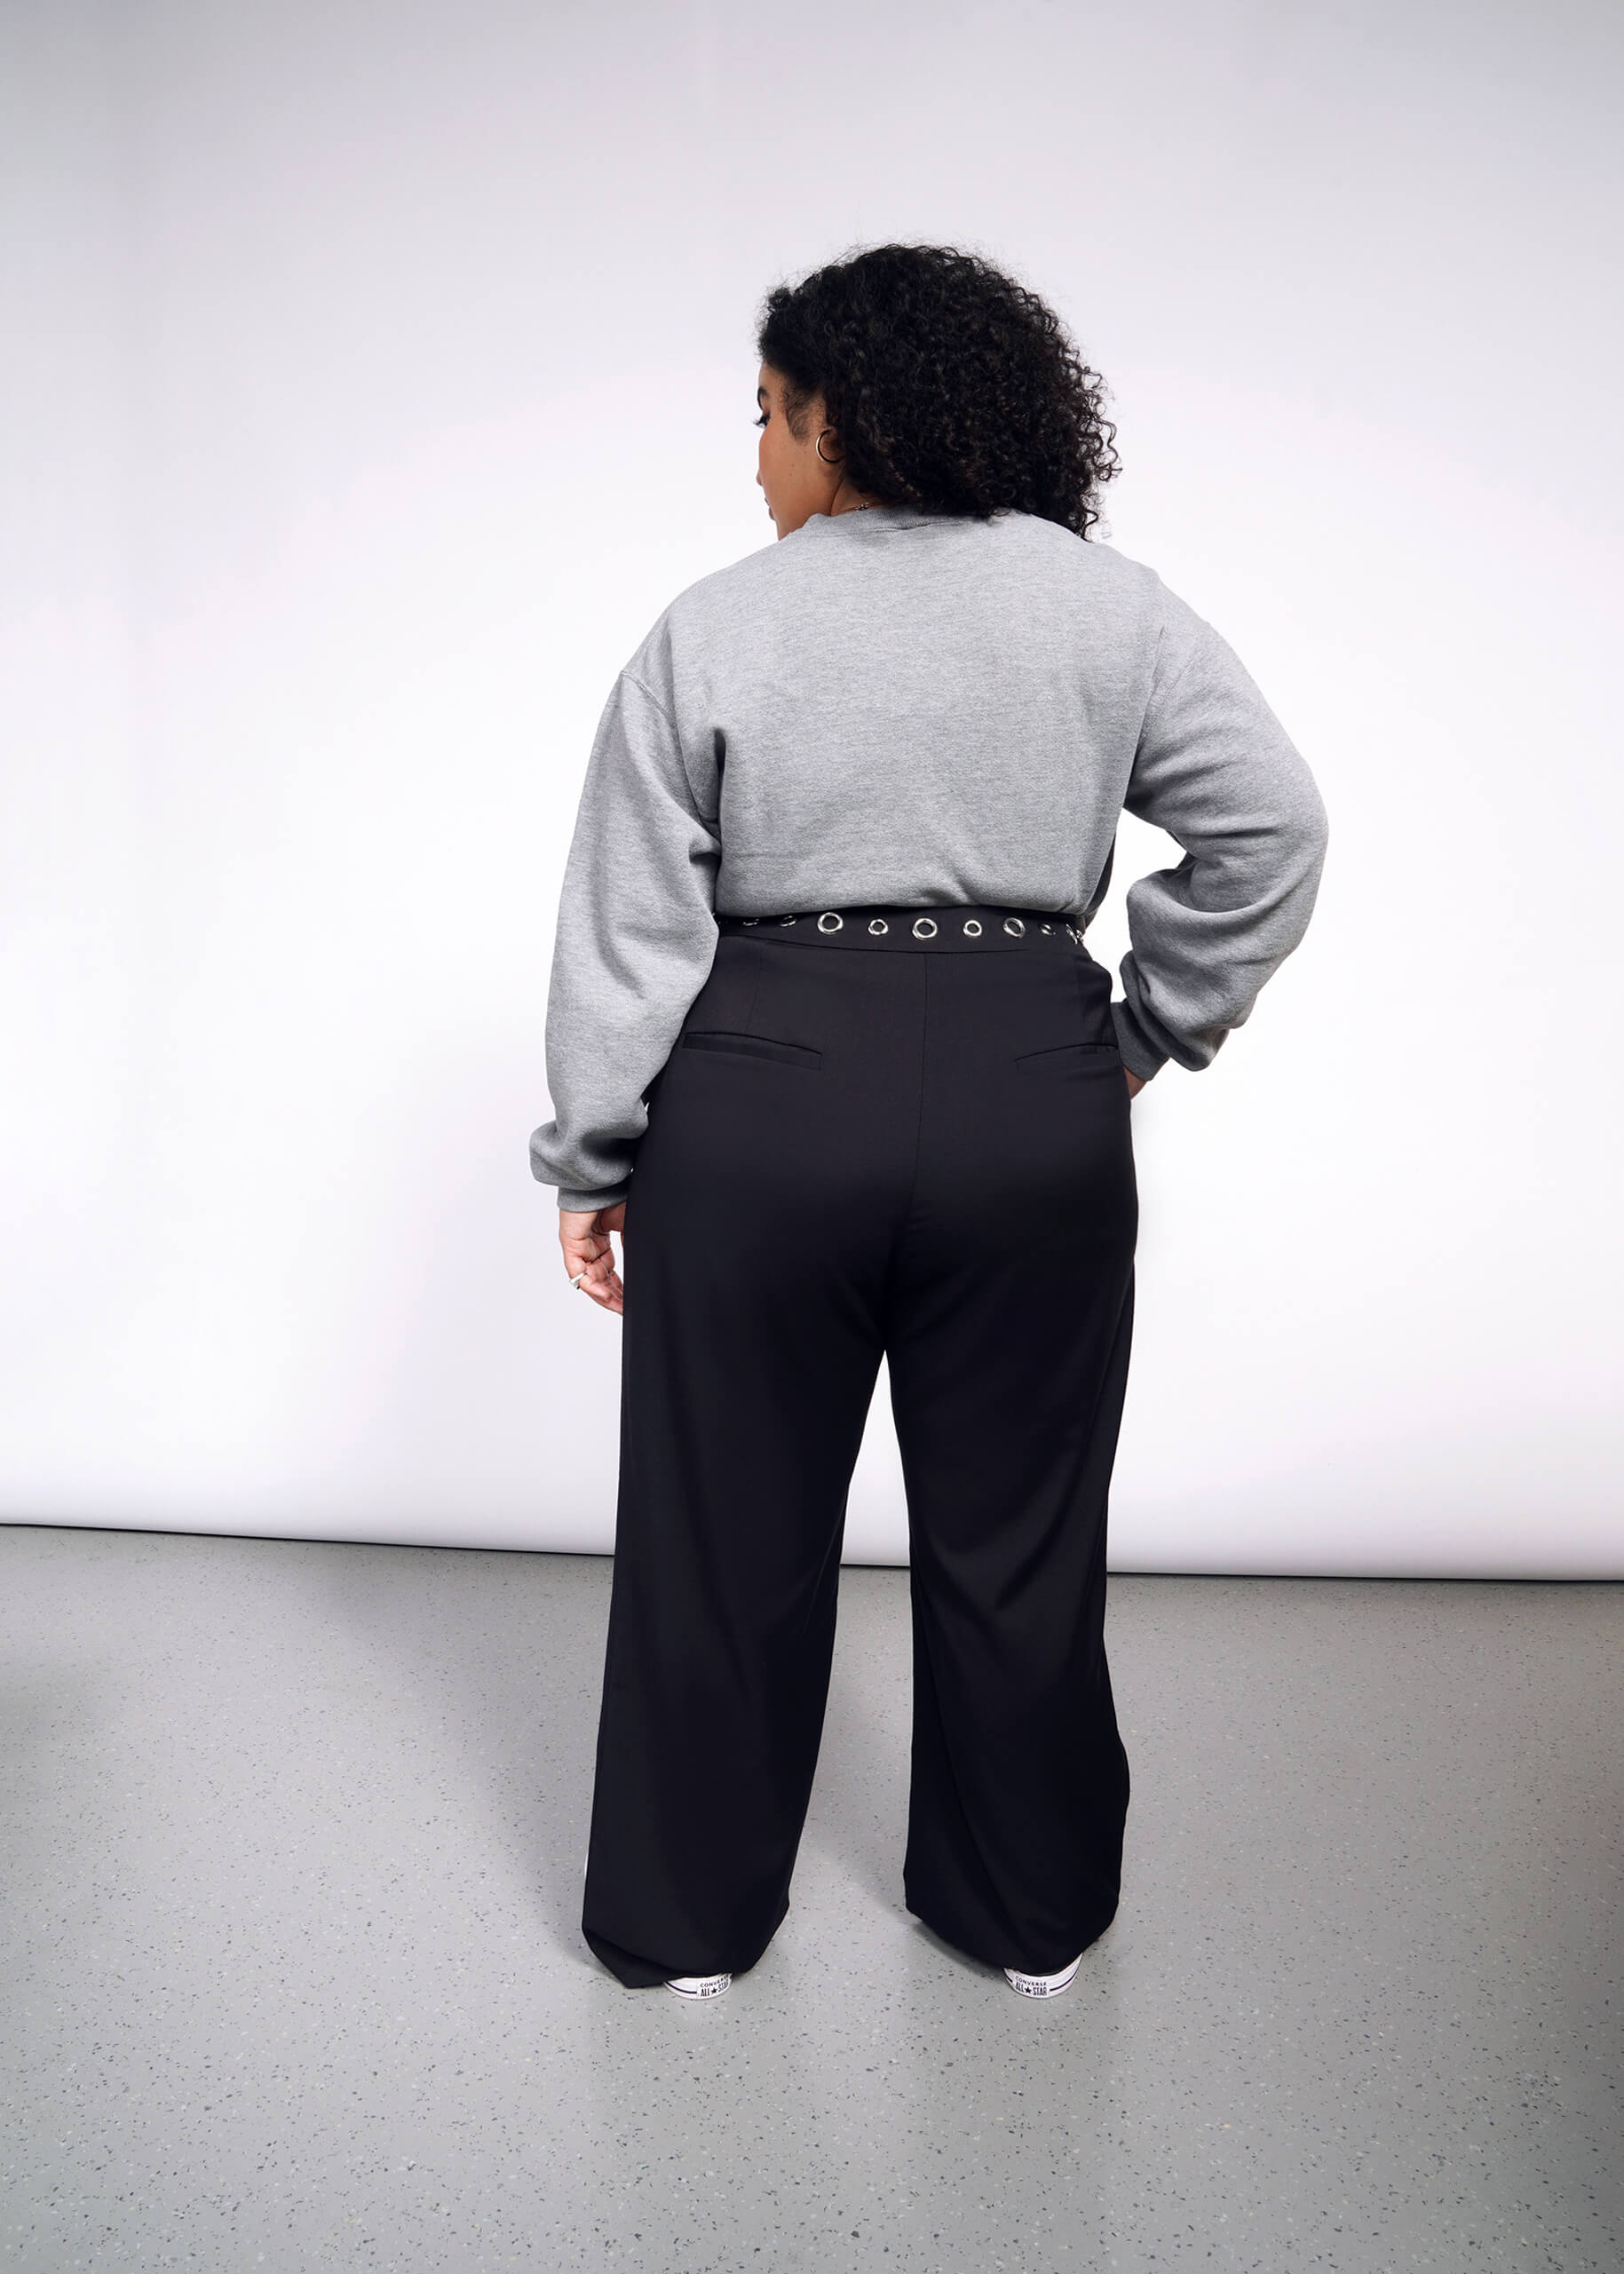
717,904,1089,951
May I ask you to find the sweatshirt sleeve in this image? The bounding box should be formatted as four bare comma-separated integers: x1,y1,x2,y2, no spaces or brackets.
1112,613,1329,1082
528,670,721,1210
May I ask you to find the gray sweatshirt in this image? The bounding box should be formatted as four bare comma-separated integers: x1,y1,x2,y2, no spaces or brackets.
529,505,1328,1210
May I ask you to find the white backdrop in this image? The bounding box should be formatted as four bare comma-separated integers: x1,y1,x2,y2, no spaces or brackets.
4,0,1620,1574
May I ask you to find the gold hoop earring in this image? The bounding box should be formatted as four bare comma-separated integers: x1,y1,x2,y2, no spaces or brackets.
815,429,842,467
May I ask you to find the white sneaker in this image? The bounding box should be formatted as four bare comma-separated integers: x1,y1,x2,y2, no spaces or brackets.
664,1972,732,2000
1004,1953,1082,1998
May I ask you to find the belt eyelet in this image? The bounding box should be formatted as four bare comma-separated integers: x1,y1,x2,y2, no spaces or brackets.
868,917,889,935
779,915,797,926
1040,923,1052,935
817,911,844,933
962,918,982,937
1003,916,1025,938
912,915,939,939
741,917,759,926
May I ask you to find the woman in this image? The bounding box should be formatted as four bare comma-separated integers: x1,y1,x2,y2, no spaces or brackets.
529,245,1328,2001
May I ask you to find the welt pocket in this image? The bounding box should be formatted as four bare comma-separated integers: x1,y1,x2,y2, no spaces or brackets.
682,1030,822,1072
1014,1042,1121,1075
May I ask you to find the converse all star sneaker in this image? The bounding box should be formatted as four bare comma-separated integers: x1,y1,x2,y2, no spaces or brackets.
1004,1953,1083,1998
664,1973,733,2001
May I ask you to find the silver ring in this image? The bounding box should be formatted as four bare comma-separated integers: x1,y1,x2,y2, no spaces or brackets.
912,915,938,939
868,917,889,935
742,917,759,926
817,911,844,933
1003,916,1025,938
779,915,797,926
1041,923,1052,935
963,918,982,937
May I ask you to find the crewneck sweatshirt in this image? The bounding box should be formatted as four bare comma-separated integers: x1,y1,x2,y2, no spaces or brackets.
529,506,1328,1210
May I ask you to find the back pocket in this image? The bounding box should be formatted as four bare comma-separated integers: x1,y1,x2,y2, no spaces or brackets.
682,1030,821,1072
1015,1042,1121,1075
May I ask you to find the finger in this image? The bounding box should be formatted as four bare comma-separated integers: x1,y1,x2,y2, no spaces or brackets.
562,1227,622,1299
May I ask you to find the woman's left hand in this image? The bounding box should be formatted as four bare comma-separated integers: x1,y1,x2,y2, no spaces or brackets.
560,1205,626,1314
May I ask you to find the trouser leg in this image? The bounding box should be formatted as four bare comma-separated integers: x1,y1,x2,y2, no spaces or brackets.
582,943,902,1985
888,954,1137,1974
894,1280,1134,1973
582,1221,883,1986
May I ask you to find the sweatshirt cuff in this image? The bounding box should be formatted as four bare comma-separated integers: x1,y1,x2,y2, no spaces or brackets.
556,1182,631,1215
1112,1000,1169,1083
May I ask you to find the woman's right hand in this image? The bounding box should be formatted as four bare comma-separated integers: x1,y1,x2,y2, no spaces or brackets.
560,1205,626,1314
1124,1069,1146,1099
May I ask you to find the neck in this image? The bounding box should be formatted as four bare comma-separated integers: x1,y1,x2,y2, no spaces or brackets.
828,474,878,516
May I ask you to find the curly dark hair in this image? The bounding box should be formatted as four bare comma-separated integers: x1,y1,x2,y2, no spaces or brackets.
757,244,1120,539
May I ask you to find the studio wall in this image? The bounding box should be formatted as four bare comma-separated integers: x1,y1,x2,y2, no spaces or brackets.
3,0,1620,1574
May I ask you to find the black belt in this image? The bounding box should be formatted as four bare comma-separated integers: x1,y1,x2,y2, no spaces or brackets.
717,903,1088,952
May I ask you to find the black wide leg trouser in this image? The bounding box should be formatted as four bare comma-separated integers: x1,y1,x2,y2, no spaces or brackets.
582,906,1137,1987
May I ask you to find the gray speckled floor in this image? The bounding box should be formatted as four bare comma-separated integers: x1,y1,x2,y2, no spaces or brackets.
1,1531,1619,2273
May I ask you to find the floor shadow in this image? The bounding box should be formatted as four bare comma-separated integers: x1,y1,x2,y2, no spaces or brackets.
312,1536,612,1969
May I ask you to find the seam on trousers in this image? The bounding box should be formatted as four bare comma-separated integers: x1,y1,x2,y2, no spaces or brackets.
904,951,932,1227
877,953,931,1332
